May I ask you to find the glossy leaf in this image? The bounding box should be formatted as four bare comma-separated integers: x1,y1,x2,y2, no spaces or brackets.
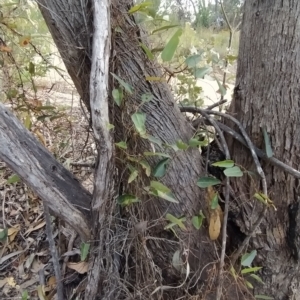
153,158,169,177
197,176,221,188
139,160,151,176
194,66,212,79
176,139,189,150
161,28,183,62
112,88,123,106
192,211,205,230
241,266,262,274
165,213,187,230
241,250,257,267
118,194,140,206
262,127,273,158
152,24,179,34
140,43,154,60
223,166,243,177
131,112,146,136
211,194,219,210
128,170,138,183
115,141,127,149
185,54,202,68
211,160,234,168
80,242,90,261
141,93,153,103
111,73,133,94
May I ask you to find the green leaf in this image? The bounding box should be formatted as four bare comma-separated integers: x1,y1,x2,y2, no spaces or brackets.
197,177,221,188
176,139,189,150
216,77,227,96
131,112,146,135
161,28,183,62
241,266,262,274
262,127,273,158
140,43,154,60
6,174,20,184
255,295,274,299
144,152,170,158
139,160,151,177
165,213,187,230
111,73,133,94
153,158,169,178
192,210,205,230
241,250,257,267
115,141,127,149
245,280,254,289
22,290,29,300
128,1,152,13
118,194,140,206
254,192,268,205
0,228,8,241
150,181,170,193
211,194,219,209
188,138,208,147
194,67,212,79
185,54,202,68
80,242,90,261
152,25,179,34
150,181,178,203
223,166,243,177
141,93,154,103
112,88,123,106
250,273,264,284
211,160,234,168
29,62,35,75
24,114,32,130
144,134,162,146
128,170,139,183
106,123,115,130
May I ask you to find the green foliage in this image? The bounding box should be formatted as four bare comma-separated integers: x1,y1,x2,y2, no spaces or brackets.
80,242,90,261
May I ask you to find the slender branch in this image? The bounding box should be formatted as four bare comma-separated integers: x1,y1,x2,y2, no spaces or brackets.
44,204,64,300
198,111,230,300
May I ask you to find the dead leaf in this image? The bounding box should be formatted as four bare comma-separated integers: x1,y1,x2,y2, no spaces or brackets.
0,278,7,289
7,276,16,287
37,285,46,300
8,226,20,243
47,276,56,288
67,261,88,274
209,210,221,240
134,221,148,233
24,221,46,236
20,277,38,289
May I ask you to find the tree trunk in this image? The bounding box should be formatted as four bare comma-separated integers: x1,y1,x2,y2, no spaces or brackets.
37,0,230,298
228,1,300,299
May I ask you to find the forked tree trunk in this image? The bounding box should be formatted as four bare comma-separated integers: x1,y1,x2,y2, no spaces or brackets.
228,1,300,298
37,0,228,299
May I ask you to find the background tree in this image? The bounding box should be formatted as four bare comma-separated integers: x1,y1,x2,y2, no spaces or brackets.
226,0,300,298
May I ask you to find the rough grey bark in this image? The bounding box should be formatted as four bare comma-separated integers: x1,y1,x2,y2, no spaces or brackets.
228,1,300,299
37,0,228,298
0,103,92,241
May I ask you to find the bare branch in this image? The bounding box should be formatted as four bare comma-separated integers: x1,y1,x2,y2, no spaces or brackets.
0,103,91,241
